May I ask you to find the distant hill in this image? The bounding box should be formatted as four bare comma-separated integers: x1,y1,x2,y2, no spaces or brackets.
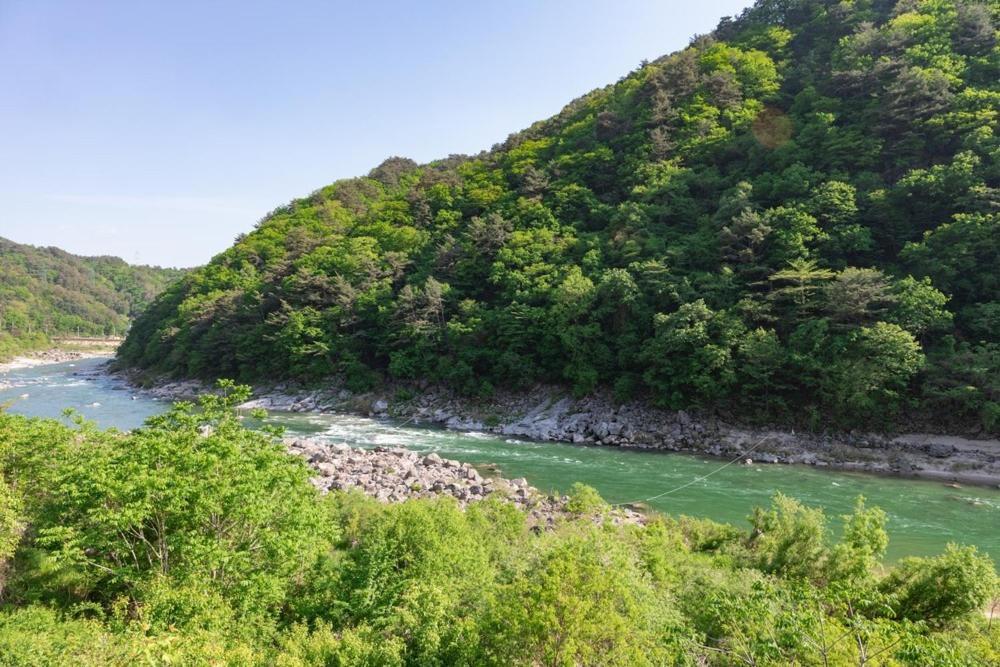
120,0,999,433
0,237,185,359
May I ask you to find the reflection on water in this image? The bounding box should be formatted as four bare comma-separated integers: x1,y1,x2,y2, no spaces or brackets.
3,357,998,562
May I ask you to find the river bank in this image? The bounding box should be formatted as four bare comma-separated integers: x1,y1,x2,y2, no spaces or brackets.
113,368,1000,488
0,348,115,374
9,357,997,561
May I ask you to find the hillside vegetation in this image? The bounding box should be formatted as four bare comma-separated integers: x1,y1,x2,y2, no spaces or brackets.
121,0,1000,433
0,237,184,360
0,386,996,665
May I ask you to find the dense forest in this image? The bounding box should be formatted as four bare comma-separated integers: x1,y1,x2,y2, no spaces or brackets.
0,237,184,360
0,385,996,665
121,0,1000,434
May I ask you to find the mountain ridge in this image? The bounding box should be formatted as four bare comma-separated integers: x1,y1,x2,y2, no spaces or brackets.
0,236,185,359
120,0,1000,433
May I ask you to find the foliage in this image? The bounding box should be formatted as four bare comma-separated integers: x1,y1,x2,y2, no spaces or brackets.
641,300,745,408
748,493,828,580
1,383,334,624
564,482,610,517
0,401,997,665
0,474,23,599
882,544,999,629
119,0,1000,433
824,321,925,421
0,237,183,360
922,339,1000,432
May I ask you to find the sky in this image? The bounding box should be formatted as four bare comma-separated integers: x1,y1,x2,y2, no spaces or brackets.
1,1,752,268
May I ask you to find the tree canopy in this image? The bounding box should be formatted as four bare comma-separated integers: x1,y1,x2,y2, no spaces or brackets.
120,0,1000,432
0,237,183,360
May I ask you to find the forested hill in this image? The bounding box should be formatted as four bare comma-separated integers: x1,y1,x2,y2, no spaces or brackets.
120,0,1000,433
0,237,184,358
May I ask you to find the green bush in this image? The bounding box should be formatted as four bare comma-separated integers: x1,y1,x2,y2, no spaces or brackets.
0,391,997,665
881,544,998,629
564,482,609,516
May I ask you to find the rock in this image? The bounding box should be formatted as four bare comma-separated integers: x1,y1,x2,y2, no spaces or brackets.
315,462,337,476
373,399,389,413
309,450,331,464
926,442,955,458
286,437,645,529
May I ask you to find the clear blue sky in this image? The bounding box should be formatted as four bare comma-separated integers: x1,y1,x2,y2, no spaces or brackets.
1,1,751,267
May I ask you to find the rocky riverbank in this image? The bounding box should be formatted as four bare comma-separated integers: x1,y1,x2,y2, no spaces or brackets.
114,369,1000,487
286,438,644,527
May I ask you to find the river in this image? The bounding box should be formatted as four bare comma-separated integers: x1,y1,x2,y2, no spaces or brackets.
2,357,998,563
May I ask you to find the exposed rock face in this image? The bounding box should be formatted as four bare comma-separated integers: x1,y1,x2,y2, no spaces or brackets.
284,438,644,528
393,389,1000,485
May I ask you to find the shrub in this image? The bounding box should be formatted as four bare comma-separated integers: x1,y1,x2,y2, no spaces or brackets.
881,544,998,628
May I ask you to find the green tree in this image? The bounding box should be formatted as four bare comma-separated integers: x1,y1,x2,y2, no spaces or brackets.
4,382,335,619
747,493,828,581
826,497,889,585
823,267,894,327
735,327,787,413
881,544,998,629
764,207,825,266
825,322,925,420
0,475,23,598
641,300,746,407
482,528,682,666
768,258,835,315
902,213,999,313
888,275,953,337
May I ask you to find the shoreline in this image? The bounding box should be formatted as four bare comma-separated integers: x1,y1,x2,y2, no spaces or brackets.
0,347,115,373
114,367,1000,489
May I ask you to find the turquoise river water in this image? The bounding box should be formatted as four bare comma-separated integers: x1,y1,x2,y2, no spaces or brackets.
2,357,998,563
